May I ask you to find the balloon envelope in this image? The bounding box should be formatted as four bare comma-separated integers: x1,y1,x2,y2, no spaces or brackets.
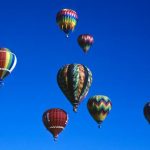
78,34,94,53
87,95,112,127
0,48,17,85
144,102,150,124
56,8,78,37
42,108,68,141
57,64,92,112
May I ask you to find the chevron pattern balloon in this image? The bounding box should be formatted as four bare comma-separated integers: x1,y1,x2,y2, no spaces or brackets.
87,95,112,127
57,64,92,112
56,8,78,37
0,48,17,85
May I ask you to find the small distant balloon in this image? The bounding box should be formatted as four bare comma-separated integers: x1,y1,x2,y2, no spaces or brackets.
87,95,112,128
42,108,68,141
78,34,94,53
144,102,150,124
0,48,17,85
57,64,92,112
56,8,78,37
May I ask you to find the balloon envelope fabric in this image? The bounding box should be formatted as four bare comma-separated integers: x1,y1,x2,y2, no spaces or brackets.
0,48,17,85
42,108,68,141
56,8,78,37
57,64,92,112
78,34,94,53
143,102,150,124
87,95,112,127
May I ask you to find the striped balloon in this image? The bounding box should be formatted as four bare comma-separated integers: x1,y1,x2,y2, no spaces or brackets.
57,64,92,112
0,48,17,85
56,8,78,37
42,108,68,141
87,95,112,128
78,34,94,53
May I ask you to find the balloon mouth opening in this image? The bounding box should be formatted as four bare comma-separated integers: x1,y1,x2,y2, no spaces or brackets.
63,29,70,38
83,46,90,52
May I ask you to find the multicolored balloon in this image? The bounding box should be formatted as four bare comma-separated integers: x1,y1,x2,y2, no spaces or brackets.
78,34,94,53
42,108,68,141
56,8,78,37
143,102,150,124
0,48,17,85
87,95,112,128
57,64,92,112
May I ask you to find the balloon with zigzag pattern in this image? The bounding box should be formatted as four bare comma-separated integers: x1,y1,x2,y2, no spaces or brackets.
87,95,112,128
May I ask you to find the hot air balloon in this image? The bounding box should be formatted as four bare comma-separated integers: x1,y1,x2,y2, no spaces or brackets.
57,64,92,112
78,34,94,53
144,102,150,124
42,108,68,141
56,8,78,37
87,95,112,128
0,48,17,85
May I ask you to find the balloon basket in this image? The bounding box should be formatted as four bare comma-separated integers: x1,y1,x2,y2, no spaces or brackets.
98,122,102,128
54,136,58,142
98,124,101,128
66,34,69,38
73,105,78,112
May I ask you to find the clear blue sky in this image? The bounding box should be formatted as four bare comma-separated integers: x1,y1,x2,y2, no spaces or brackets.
0,0,150,149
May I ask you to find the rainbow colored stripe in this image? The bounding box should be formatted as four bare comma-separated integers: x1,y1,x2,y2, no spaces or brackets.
56,9,78,36
87,95,112,125
57,64,92,112
0,48,17,81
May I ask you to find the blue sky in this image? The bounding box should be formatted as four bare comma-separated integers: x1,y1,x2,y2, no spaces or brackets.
0,0,150,149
